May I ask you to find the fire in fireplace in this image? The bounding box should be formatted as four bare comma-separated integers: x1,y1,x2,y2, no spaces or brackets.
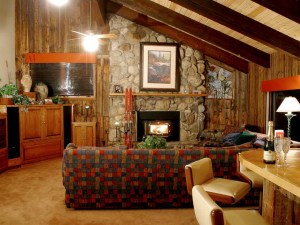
137,111,180,141
145,120,172,137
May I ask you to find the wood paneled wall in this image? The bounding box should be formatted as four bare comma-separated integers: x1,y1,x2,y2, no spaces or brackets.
204,58,248,132
14,0,300,144
15,0,110,146
248,51,300,133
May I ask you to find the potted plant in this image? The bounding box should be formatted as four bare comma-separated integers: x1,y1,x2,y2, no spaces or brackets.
12,94,31,112
51,95,63,104
137,135,167,149
0,84,18,97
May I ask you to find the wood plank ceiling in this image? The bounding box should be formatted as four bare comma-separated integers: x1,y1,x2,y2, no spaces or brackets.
101,0,300,73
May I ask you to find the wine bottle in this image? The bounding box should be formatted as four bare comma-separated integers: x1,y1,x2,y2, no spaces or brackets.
263,121,276,164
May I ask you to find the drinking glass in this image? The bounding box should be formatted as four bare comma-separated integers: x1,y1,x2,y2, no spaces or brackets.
282,137,291,167
274,137,283,167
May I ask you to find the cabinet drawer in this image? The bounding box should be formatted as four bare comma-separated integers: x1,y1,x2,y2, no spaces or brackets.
23,139,62,162
0,148,8,172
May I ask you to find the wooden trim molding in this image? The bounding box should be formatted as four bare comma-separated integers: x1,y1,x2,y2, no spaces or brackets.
261,75,300,92
25,53,97,63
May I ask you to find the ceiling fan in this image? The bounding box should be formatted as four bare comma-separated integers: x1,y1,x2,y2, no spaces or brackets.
71,30,117,40
70,0,117,51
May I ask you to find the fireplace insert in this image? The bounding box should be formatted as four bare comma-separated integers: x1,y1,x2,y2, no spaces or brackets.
137,111,180,141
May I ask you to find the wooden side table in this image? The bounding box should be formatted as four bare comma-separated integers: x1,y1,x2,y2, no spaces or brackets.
72,122,96,146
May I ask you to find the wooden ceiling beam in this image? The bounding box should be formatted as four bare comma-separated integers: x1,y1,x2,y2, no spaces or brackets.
169,0,300,58
251,0,300,24
109,0,270,68
107,1,249,73
96,0,107,27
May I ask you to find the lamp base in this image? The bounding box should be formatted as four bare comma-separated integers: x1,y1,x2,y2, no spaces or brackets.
285,113,295,137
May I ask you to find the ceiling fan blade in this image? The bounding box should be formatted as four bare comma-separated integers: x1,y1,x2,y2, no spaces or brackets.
67,38,82,41
71,30,88,37
94,33,117,39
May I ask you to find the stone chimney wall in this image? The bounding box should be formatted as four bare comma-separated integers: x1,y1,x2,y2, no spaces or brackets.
108,14,206,143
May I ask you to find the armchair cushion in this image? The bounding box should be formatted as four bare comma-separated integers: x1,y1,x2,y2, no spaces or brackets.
203,178,251,204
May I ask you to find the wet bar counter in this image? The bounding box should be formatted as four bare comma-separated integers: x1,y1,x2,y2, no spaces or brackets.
239,149,300,225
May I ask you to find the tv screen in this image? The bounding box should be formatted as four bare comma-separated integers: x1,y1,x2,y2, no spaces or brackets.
30,63,95,97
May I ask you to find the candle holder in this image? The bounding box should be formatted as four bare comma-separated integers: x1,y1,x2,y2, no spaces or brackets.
114,121,121,142
85,105,90,122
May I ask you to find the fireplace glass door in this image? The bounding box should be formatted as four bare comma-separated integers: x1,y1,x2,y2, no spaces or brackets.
137,111,180,141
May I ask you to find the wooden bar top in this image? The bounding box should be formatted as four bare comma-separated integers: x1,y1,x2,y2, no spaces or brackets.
239,149,300,198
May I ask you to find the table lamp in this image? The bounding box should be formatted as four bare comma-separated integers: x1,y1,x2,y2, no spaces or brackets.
276,96,300,137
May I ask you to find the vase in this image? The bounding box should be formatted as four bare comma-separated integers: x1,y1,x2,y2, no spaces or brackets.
21,74,32,92
34,83,48,103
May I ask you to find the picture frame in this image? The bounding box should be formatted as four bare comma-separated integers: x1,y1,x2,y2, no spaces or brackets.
140,42,180,92
44,98,53,104
113,84,123,93
206,59,234,99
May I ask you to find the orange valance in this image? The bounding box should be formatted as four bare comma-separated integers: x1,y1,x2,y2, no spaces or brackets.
25,53,96,63
261,75,300,92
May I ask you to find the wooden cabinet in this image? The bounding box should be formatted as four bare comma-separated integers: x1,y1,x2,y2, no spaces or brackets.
72,122,96,146
7,104,73,165
0,113,8,172
20,105,63,163
21,105,62,141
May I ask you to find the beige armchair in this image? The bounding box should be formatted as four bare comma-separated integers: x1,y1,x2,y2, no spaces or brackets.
236,153,263,211
185,157,250,204
192,185,269,225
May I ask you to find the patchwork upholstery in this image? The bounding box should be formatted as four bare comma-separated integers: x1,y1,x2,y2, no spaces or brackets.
62,146,260,209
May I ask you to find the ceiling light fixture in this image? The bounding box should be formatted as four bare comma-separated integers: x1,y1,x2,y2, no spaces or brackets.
48,0,69,7
82,35,99,52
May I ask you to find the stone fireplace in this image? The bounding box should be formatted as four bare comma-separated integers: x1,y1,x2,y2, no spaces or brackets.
108,14,207,143
136,111,180,141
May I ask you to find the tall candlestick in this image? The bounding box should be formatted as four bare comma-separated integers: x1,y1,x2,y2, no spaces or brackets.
125,88,128,115
129,88,132,112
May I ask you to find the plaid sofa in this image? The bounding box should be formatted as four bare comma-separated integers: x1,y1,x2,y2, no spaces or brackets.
62,146,260,208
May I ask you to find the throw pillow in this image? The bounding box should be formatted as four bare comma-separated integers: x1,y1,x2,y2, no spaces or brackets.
253,139,265,148
235,131,257,145
222,132,242,143
247,130,267,140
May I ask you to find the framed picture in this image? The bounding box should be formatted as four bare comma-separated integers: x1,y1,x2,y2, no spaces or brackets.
44,98,53,104
140,42,180,92
114,84,123,93
206,61,233,99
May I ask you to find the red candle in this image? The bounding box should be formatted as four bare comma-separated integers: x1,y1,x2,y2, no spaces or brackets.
129,88,133,113
125,88,128,114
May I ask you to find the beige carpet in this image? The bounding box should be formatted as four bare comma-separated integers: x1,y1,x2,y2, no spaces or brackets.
0,157,198,225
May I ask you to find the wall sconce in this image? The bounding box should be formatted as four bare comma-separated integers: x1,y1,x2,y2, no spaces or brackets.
276,96,300,137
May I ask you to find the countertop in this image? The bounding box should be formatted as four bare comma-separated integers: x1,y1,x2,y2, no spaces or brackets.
239,149,300,197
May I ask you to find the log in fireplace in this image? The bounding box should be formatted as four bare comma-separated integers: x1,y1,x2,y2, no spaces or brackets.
136,111,180,142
